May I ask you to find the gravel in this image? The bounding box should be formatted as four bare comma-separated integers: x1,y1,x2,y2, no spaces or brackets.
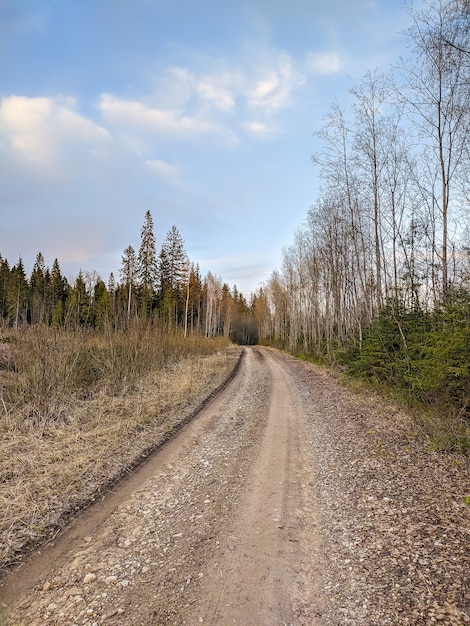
281,351,470,625
2,347,469,625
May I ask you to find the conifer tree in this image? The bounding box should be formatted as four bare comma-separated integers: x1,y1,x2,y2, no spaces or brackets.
137,211,158,317
0,255,11,320
120,245,137,324
107,272,118,325
158,225,187,326
65,270,90,326
49,258,68,326
93,278,111,329
7,258,28,328
30,252,47,324
187,262,203,333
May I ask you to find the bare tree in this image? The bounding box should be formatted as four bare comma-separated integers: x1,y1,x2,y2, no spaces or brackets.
351,70,389,310
398,0,470,297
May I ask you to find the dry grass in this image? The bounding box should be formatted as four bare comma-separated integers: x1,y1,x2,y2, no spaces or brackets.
0,325,240,573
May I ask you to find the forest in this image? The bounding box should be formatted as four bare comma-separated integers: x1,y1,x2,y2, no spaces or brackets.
256,0,470,450
0,210,255,344
1,0,469,451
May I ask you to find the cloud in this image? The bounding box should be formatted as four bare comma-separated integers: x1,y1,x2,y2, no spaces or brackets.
100,54,306,152
160,66,237,111
100,93,222,136
145,158,181,181
156,55,305,119
247,54,305,112
196,80,235,111
242,121,276,138
306,52,342,75
0,95,110,168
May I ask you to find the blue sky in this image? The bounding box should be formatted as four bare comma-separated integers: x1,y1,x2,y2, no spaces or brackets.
0,0,416,296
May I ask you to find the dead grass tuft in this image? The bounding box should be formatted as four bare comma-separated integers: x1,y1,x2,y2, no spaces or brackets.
0,325,239,573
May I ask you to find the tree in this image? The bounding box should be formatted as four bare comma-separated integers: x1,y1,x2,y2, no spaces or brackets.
49,258,68,326
65,270,91,326
7,258,28,328
203,272,222,338
351,70,388,310
312,101,372,324
187,263,203,334
120,245,137,324
137,211,158,317
0,255,10,319
220,283,235,338
93,278,111,329
158,225,187,326
30,252,47,324
252,288,272,343
398,0,470,297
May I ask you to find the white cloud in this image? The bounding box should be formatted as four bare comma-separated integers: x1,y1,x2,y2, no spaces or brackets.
112,54,307,149
243,121,276,138
196,81,235,111
161,67,237,111
100,94,221,136
156,55,305,119
0,95,110,168
247,54,305,113
145,158,181,181
306,52,342,75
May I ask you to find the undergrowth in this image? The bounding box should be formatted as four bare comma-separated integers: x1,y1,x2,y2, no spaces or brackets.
0,323,231,429
0,323,237,572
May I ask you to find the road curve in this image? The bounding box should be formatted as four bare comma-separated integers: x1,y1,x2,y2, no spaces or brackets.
1,347,325,625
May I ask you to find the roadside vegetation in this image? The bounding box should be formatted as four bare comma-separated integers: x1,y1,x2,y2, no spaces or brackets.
253,0,470,453
0,323,238,573
0,210,248,573
1,0,469,577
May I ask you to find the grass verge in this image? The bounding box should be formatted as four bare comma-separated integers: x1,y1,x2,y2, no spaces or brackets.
0,325,240,575
290,350,470,455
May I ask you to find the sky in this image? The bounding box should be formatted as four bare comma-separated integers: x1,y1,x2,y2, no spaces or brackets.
0,0,418,296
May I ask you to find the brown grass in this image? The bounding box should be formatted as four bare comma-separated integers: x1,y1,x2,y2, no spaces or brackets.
0,325,240,573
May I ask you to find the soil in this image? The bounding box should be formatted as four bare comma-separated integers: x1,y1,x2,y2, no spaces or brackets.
0,347,469,625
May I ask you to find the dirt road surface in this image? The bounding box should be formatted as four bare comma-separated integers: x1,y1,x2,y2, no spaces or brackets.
1,347,469,625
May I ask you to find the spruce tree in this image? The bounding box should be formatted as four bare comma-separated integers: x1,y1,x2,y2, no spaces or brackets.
7,258,28,328
137,211,158,318
120,245,137,324
30,252,47,324
0,255,11,320
49,258,68,326
158,225,187,326
65,270,90,327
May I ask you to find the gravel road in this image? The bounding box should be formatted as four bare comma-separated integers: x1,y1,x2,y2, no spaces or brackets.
1,347,469,625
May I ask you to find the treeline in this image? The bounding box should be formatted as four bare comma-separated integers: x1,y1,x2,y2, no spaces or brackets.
256,0,470,440
0,210,257,343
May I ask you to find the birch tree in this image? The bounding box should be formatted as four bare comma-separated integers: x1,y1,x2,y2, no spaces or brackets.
398,0,470,297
